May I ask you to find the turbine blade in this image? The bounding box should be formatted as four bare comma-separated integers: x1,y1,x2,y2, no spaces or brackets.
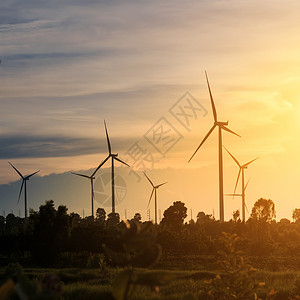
221,125,241,137
156,182,168,188
223,146,241,167
188,124,216,163
91,167,98,177
243,157,259,167
205,71,217,122
245,202,249,214
9,162,24,179
71,172,91,179
25,170,40,179
147,188,154,208
244,178,250,191
17,180,25,204
143,172,154,187
114,157,130,167
104,120,112,155
93,156,110,175
233,168,241,196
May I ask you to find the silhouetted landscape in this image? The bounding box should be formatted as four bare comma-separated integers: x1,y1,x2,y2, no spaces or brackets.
2,0,300,299
1,199,300,299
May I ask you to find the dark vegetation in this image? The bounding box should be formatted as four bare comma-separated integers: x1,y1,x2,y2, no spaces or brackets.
1,198,300,299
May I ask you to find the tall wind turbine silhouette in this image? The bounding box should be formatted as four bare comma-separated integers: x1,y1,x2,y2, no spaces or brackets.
9,162,39,219
71,164,103,218
188,71,240,222
224,147,258,222
143,172,167,224
94,121,130,214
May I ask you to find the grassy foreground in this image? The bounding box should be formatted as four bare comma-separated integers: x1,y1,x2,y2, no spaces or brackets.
1,266,300,299
1,228,300,299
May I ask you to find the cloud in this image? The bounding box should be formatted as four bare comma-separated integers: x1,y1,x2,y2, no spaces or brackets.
1,51,100,67
0,2,281,87
0,134,130,159
1,0,300,102
0,84,202,137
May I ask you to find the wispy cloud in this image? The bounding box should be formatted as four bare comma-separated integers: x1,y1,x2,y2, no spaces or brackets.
0,0,298,98
0,133,137,159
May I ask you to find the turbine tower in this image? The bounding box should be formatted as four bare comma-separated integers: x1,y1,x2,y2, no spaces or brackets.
188,71,240,222
9,162,39,219
71,164,103,218
94,121,130,213
224,147,258,222
227,178,250,221
143,172,167,224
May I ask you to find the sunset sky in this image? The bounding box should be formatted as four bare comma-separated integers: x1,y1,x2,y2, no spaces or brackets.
1,0,300,221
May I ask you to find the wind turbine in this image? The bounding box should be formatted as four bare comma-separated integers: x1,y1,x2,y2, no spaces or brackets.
224,146,258,222
9,162,39,219
188,71,240,222
227,179,251,221
143,172,167,224
71,165,102,218
93,120,130,214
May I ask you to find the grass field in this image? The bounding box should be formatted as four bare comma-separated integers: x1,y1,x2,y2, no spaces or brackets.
1,265,300,299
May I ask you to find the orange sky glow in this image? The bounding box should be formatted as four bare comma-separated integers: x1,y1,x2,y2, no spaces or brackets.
0,0,300,221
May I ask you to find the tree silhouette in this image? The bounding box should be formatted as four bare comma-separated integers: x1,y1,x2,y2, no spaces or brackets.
0,216,5,235
96,208,106,224
30,200,70,266
196,211,214,224
250,198,276,223
55,205,70,253
133,213,142,223
107,212,120,227
292,208,300,223
279,218,290,225
70,212,81,227
161,201,187,228
5,213,19,234
232,210,240,222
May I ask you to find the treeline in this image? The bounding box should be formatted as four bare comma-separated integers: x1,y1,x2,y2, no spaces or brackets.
0,199,300,267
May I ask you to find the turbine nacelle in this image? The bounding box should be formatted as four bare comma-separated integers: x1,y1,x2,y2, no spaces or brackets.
224,147,257,222
9,162,39,218
97,121,130,214
143,171,167,224
188,74,240,164
154,184,166,189
215,121,229,126
71,167,100,218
